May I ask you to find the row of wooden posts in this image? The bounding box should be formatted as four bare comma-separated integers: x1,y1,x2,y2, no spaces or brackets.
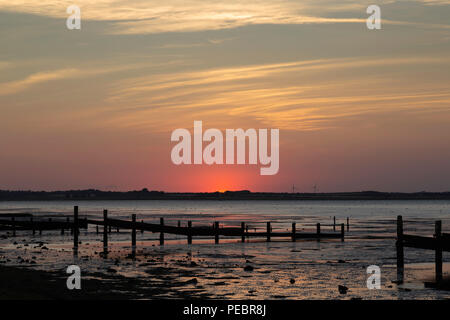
2,207,348,255
86,208,347,255
0,207,350,258
396,215,449,284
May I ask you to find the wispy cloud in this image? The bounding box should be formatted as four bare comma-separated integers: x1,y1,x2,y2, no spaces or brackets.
101,56,450,131
3,0,447,34
0,69,79,96
0,63,153,96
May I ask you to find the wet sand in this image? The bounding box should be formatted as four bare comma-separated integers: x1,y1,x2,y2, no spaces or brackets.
0,252,213,300
1,233,449,300
1,200,450,300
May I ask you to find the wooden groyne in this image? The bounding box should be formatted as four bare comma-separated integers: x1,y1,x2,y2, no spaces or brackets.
0,206,348,256
396,215,449,285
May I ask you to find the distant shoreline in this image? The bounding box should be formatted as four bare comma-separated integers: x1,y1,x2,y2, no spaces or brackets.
1,190,450,201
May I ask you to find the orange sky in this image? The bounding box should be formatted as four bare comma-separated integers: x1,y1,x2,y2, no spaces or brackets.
0,1,450,192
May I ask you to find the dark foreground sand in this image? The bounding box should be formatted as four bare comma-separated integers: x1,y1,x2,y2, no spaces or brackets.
0,265,210,300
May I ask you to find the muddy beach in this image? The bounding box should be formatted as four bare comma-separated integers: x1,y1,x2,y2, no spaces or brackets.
1,200,450,300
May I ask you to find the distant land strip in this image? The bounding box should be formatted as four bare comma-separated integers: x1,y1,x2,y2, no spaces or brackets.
1,190,450,201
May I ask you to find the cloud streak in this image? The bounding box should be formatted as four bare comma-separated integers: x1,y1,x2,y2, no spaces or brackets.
2,0,448,34
101,56,450,131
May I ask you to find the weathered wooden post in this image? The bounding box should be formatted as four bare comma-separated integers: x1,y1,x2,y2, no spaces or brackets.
266,222,271,242
73,206,79,251
241,222,245,243
12,217,16,237
292,223,296,242
333,216,336,231
396,215,404,283
103,210,108,255
435,220,442,283
214,221,219,244
347,217,350,231
160,217,164,246
340,223,345,241
188,221,192,244
31,217,35,235
131,214,136,256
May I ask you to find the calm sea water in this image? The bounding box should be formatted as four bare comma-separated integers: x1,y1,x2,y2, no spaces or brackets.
1,199,449,236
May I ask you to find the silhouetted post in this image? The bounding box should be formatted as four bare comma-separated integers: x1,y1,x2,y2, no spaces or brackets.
396,215,404,283
188,221,192,244
266,222,271,242
117,227,119,233
241,222,245,243
96,225,99,234
73,206,79,251
31,217,35,235
141,220,144,234
160,218,164,245
178,220,181,228
11,217,16,237
333,216,336,231
340,223,345,241
68,217,72,235
61,219,65,235
214,222,219,244
347,217,350,231
435,220,442,283
103,210,108,255
131,214,136,256
292,223,296,242
316,223,321,239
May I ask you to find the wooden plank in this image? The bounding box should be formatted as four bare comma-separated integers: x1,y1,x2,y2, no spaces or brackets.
187,221,192,244
214,221,219,244
292,223,296,242
0,219,87,230
73,206,78,250
131,214,136,255
103,210,108,255
160,217,164,246
81,218,345,239
435,221,442,283
396,215,404,283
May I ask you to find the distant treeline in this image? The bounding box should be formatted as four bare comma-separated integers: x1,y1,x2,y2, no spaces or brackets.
0,189,450,201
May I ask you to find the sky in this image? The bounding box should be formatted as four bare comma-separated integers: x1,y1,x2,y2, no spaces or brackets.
0,0,449,192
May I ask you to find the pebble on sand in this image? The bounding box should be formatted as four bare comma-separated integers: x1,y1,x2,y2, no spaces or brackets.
338,285,348,294
244,265,254,272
